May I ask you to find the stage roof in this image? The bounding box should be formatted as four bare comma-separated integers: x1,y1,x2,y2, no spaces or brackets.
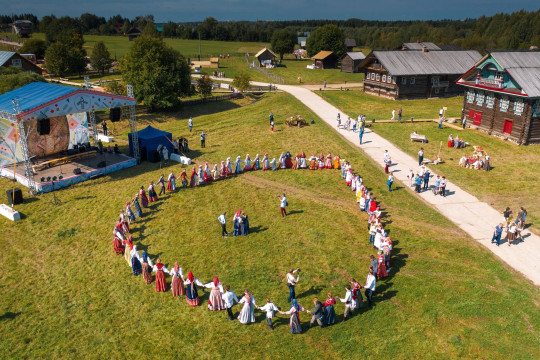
0,82,136,121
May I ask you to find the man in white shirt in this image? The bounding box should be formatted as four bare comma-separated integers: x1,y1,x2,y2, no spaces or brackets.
440,176,447,197
188,117,193,132
222,285,239,320
218,211,228,237
286,268,300,302
279,193,288,217
418,148,424,166
391,109,396,120
257,298,280,330
364,268,376,306
339,285,353,321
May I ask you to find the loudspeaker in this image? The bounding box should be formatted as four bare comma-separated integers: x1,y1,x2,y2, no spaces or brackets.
109,108,121,122
6,188,23,205
148,150,160,163
73,168,82,175
37,118,50,135
97,161,107,168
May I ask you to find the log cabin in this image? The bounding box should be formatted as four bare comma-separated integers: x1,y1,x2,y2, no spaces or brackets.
358,49,482,99
0,51,42,73
340,52,366,73
456,51,540,144
312,51,339,69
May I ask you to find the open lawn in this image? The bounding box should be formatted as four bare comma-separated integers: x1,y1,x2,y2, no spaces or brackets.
0,93,538,359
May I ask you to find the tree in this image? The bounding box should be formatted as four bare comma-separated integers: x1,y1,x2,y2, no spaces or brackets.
271,29,296,60
79,13,106,33
19,38,47,59
142,23,160,38
232,73,251,92
162,21,178,37
306,24,347,57
0,67,45,93
121,36,191,110
104,80,126,96
44,16,83,47
45,42,87,76
90,42,113,74
197,76,213,98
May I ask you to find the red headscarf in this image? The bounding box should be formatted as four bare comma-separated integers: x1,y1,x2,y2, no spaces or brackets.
235,210,242,217
213,276,219,287
188,271,194,283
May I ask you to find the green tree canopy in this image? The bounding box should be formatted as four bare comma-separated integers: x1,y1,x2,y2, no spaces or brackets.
271,29,296,60
306,24,347,57
90,41,113,74
45,42,87,77
142,23,160,38
19,38,47,59
196,75,213,98
121,36,191,110
0,67,45,93
232,72,251,92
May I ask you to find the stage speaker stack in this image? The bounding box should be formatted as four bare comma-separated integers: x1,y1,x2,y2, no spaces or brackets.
37,118,50,135
73,168,82,175
6,188,23,205
109,108,121,122
148,150,160,163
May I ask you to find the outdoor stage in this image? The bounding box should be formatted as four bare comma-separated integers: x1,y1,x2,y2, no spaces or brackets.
0,152,136,193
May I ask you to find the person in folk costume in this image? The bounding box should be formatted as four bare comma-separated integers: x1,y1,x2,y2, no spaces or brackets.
318,153,325,169
308,153,318,170
280,299,305,334
350,278,363,309
131,245,143,276
113,227,125,255
198,165,206,186
125,201,136,223
211,164,219,180
322,292,336,326
167,171,176,191
358,192,366,210
341,160,347,178
345,168,353,187
299,151,308,168
232,211,240,236
185,271,204,306
226,157,233,175
204,162,212,181
262,153,270,170
270,158,277,170
292,154,299,170
123,235,134,266
139,186,149,208
219,161,228,179
284,151,293,168
148,182,158,202
141,251,153,285
278,152,286,169
244,154,252,171
234,156,243,174
158,174,166,195
256,298,281,330
325,153,332,168
377,250,388,278
448,134,454,148
351,175,357,192
180,169,188,188
152,258,169,292
237,210,245,235
253,154,261,170
339,284,353,322
204,276,225,311
333,155,341,169
242,211,250,235
189,167,198,187
132,194,142,218
170,262,185,297
120,213,130,233
238,289,257,324
383,237,392,270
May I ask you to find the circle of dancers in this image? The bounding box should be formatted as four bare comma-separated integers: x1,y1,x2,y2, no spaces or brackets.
112,151,395,334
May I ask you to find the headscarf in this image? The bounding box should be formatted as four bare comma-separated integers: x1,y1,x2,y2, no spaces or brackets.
174,261,179,274
292,299,300,311
188,271,194,283
142,251,148,263
235,210,242,217
213,276,219,287
126,201,130,206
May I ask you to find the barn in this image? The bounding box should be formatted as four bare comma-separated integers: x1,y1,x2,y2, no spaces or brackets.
341,52,366,73
456,51,540,144
255,48,277,66
358,49,482,99
0,51,42,74
344,39,357,51
126,28,142,41
312,51,339,69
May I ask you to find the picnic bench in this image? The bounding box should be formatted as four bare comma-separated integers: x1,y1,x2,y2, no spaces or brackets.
410,133,428,143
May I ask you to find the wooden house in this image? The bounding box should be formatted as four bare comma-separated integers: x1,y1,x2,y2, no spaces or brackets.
0,51,42,73
255,47,277,66
358,49,482,99
344,39,357,51
126,28,142,41
312,51,339,69
341,52,366,73
456,51,540,144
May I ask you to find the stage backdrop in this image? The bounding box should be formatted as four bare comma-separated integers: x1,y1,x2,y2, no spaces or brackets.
67,112,89,149
27,115,70,158
0,118,21,166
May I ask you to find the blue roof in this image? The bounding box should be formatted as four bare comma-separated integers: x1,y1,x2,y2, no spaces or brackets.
0,51,16,67
0,82,79,115
136,125,172,139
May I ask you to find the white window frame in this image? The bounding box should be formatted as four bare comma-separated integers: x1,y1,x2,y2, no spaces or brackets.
476,91,485,106
401,77,407,85
376,73,380,81
486,94,495,109
533,100,540,117
500,96,509,112
467,90,475,104
11,59,22,67
388,75,392,84
514,99,524,116
410,77,415,85
382,74,386,83
371,73,375,80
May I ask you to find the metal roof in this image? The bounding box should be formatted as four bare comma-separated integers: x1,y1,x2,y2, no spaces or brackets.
369,50,482,76
344,52,366,61
487,52,540,97
0,51,16,67
402,42,441,51
0,82,77,115
506,68,540,97
344,39,357,47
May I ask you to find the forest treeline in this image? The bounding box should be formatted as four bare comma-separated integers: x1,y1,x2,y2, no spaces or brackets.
1,9,539,50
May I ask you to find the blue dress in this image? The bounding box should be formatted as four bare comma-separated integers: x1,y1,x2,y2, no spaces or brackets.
243,216,249,235
323,304,336,325
233,217,239,236
133,199,142,217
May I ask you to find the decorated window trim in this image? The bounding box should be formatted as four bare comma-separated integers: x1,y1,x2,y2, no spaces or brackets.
513,99,524,116
500,96,509,112
486,94,495,109
467,90,475,104
533,100,540,117
476,91,485,106
382,75,386,83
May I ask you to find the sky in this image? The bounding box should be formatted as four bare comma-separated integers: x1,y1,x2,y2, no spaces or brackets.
1,0,539,22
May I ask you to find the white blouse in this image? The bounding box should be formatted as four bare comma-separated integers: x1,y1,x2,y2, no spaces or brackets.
152,264,170,274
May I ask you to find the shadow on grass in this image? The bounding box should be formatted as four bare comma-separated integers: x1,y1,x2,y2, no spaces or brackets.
296,286,324,300
287,210,304,216
249,225,267,234
0,312,21,321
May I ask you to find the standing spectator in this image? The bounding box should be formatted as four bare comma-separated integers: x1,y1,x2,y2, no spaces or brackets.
269,112,274,124
507,222,517,246
323,79,327,88
286,268,300,303
391,109,396,120
398,107,402,121
462,117,467,129
218,211,228,238
438,115,444,129
158,174,166,196
503,207,512,225
102,121,108,136
433,175,441,195
414,174,422,193
270,120,274,133
200,131,207,148
363,268,376,307
418,148,424,166
370,256,378,280
440,176,447,197
491,223,504,246
358,127,364,145
222,285,239,320
423,169,430,191
188,117,193,132
387,172,394,192
279,193,288,217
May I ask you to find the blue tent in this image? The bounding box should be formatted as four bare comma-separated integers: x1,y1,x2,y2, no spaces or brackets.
128,125,173,160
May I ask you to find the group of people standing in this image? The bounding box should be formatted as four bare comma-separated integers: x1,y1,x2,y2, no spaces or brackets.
492,207,528,246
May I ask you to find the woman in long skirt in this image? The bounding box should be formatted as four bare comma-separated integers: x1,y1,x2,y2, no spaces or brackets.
205,277,225,310
141,251,153,285
189,167,198,187
120,213,130,233
167,172,176,191
113,231,124,255
322,293,336,325
148,182,158,202
282,299,305,334
139,186,149,208
238,289,256,324
185,271,203,306
125,202,136,222
123,236,133,266
133,194,142,218
242,212,249,235
170,262,185,297
377,251,388,278
131,245,142,276
152,258,169,292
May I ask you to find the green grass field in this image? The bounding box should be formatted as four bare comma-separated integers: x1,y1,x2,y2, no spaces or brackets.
0,92,539,359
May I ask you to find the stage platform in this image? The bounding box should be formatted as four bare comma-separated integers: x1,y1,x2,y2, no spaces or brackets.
0,152,137,193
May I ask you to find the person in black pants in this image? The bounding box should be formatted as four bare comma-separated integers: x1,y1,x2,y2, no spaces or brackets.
307,298,324,329
200,131,207,148
423,170,430,191
102,121,108,136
